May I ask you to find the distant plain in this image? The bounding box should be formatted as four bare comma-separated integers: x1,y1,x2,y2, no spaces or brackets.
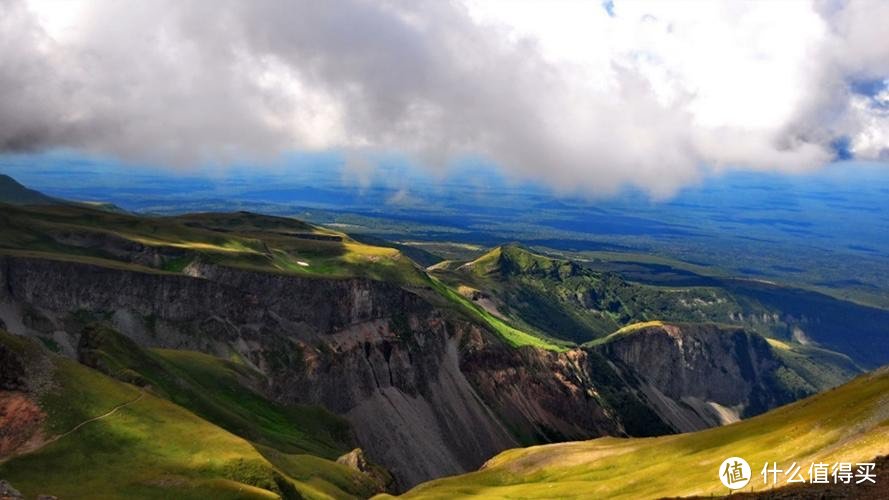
3,152,887,307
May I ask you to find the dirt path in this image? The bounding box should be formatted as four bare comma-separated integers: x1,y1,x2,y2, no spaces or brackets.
49,390,145,443
0,390,144,464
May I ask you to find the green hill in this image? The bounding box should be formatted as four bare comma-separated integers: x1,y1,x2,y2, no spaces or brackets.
434,244,759,343
393,366,889,499
0,199,428,287
0,329,386,499
76,324,354,458
431,244,887,369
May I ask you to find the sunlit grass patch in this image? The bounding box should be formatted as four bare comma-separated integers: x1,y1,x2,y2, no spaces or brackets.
427,275,568,351
401,368,889,499
0,331,376,499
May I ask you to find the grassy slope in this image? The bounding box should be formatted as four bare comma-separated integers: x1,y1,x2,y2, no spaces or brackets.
0,330,379,499
426,274,569,351
395,367,889,499
571,247,889,311
766,338,863,390
0,203,427,286
79,324,351,458
433,245,877,379
433,245,763,344
1,201,565,352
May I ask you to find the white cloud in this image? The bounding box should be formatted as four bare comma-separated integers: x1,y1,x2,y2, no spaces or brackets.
1,0,887,197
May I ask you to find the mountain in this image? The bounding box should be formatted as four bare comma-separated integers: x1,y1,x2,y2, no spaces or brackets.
0,173,128,213
0,175,59,205
0,199,833,490
432,244,884,370
397,366,889,499
0,176,883,495
0,328,388,499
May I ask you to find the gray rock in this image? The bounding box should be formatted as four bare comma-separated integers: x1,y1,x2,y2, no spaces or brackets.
0,480,24,500
0,255,812,490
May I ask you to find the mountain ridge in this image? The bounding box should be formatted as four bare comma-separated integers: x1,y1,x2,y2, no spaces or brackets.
0,174,59,205
395,366,889,499
0,176,882,496
433,244,886,369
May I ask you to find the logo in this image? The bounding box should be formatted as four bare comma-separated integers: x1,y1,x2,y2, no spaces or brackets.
719,457,751,490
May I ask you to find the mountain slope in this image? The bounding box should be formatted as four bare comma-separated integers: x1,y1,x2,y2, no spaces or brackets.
0,245,826,489
0,179,875,490
0,175,59,205
0,329,383,499
433,244,770,343
396,366,889,499
432,244,884,370
588,322,811,431
0,201,428,287
76,323,356,459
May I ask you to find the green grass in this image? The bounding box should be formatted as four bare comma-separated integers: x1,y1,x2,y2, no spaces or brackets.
426,274,568,351
0,330,378,499
430,245,878,377
78,324,352,458
0,203,427,287
1,357,282,499
584,320,666,346
257,445,384,499
767,338,862,391
432,245,761,344
152,349,351,458
397,367,889,499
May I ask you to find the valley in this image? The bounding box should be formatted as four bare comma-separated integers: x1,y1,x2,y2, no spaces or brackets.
0,175,887,498
396,367,889,499
2,5,887,498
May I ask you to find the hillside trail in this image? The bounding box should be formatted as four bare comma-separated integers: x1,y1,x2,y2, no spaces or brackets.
0,389,145,465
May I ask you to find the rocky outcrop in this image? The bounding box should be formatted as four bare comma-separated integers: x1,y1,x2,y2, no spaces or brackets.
269,311,521,488
336,448,394,493
461,338,629,442
0,255,813,489
0,330,52,460
0,480,24,500
592,323,804,431
0,391,46,459
0,256,524,488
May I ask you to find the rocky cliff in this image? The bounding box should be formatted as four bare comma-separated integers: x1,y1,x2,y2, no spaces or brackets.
0,254,814,489
591,323,804,431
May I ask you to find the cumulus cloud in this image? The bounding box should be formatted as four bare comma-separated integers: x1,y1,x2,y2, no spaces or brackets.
0,0,887,197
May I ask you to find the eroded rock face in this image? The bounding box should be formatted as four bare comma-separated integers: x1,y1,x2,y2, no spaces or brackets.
268,312,521,488
591,323,801,431
0,331,51,460
461,338,628,443
336,448,394,493
0,392,46,458
0,480,24,500
0,255,810,489
0,256,530,488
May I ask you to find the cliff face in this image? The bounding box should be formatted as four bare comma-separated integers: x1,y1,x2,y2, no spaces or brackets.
0,255,811,488
0,256,529,488
0,329,53,460
460,339,629,442
591,324,801,431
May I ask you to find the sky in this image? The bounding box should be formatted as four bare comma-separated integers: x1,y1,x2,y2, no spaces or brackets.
1,0,888,199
